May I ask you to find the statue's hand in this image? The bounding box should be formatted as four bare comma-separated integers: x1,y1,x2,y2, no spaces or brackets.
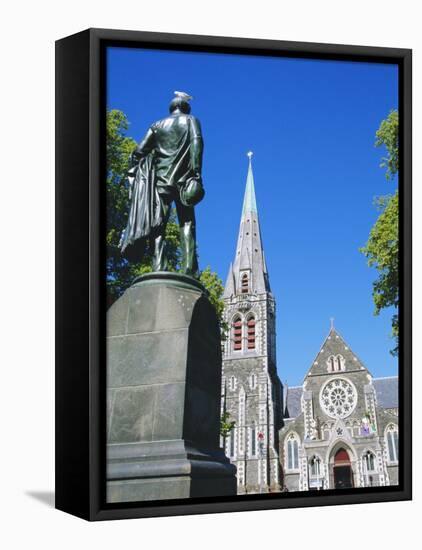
191,171,202,183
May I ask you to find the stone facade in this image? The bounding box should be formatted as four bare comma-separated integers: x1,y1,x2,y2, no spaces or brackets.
280,326,399,491
221,156,283,494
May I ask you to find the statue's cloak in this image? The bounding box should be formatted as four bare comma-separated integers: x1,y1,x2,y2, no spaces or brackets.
119,155,162,255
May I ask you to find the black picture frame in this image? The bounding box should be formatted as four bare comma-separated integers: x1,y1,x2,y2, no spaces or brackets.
55,28,412,521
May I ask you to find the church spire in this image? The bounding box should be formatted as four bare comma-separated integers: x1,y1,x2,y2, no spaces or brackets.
220,155,281,493
242,152,257,215
223,153,270,297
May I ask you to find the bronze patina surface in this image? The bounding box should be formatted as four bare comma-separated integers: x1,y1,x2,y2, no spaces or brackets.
120,92,204,277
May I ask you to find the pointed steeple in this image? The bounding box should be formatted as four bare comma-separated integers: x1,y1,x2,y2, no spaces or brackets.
223,152,270,298
242,152,258,215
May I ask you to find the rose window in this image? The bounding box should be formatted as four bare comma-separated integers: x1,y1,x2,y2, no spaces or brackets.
319,378,357,419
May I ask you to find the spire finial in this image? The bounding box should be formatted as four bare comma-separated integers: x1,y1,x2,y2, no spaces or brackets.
330,317,335,330
247,150,253,162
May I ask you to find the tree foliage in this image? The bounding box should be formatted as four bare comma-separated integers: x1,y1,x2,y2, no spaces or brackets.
106,109,226,328
199,266,228,338
106,110,137,301
360,110,399,355
375,110,399,180
220,411,235,439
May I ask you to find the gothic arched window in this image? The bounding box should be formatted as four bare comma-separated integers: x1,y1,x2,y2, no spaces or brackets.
362,450,376,472
232,316,242,351
247,315,256,350
241,272,249,293
327,354,345,372
362,450,377,487
286,433,299,470
336,354,345,371
385,424,399,462
309,455,322,477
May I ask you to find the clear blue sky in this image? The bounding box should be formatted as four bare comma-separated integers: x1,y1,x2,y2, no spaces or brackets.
107,46,399,386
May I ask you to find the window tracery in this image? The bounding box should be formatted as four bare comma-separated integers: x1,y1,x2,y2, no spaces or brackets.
362,450,376,472
362,450,377,487
327,354,346,372
309,455,322,477
320,378,357,419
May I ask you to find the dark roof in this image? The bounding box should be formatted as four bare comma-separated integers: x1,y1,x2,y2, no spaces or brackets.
373,376,398,409
284,386,302,419
284,376,398,419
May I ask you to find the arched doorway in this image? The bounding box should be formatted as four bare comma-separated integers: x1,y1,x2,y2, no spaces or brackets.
333,448,353,489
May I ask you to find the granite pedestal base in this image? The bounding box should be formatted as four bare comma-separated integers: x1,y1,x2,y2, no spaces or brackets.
106,272,236,502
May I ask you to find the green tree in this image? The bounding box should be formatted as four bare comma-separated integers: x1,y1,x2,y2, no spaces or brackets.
220,411,235,442
199,266,228,338
360,110,399,355
376,110,399,180
106,109,226,329
106,109,137,302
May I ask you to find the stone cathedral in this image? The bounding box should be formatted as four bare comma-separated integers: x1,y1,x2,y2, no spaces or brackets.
221,153,284,494
280,326,398,491
221,155,399,494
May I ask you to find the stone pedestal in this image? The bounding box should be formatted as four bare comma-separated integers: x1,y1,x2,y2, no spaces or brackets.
106,272,237,502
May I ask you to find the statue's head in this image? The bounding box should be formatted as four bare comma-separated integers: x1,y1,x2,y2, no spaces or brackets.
169,97,191,114
169,91,193,114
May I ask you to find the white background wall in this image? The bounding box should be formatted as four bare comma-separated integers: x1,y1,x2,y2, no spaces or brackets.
1,1,419,548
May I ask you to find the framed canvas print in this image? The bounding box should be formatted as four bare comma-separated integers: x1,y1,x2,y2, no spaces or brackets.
55,28,412,521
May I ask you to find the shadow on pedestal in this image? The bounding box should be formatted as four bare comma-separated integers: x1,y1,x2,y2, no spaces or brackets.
106,272,237,502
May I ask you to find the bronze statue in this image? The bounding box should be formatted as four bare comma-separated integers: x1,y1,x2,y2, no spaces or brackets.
120,91,204,277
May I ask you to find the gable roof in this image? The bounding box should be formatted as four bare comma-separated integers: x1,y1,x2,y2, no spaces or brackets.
284,386,302,419
304,326,371,379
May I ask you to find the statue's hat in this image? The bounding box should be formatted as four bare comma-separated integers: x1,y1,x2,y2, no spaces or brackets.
174,90,193,101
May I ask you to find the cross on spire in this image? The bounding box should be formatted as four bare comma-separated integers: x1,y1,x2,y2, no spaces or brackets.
330,317,335,330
